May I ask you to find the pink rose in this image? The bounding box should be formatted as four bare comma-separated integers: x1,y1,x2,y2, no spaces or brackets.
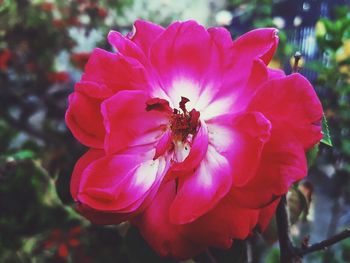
66,20,323,259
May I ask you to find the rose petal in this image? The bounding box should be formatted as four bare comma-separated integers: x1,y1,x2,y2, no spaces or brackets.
268,68,286,80
70,149,105,200
128,19,165,55
169,145,232,224
170,120,209,175
74,81,113,99
154,130,172,160
248,73,323,149
200,59,268,120
150,21,219,108
197,28,278,111
134,181,205,259
207,26,233,49
101,90,170,154
232,28,279,65
108,30,148,66
207,111,271,187
231,129,307,208
82,48,149,92
257,198,280,232
77,152,167,212
183,192,260,248
65,92,105,148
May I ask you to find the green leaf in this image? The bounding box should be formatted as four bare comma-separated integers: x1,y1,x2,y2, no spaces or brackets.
10,149,35,160
265,248,280,263
321,114,333,146
306,143,319,168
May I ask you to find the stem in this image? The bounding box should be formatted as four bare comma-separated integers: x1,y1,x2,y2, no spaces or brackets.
246,239,253,263
275,195,350,262
276,195,299,263
292,51,302,73
297,228,350,257
205,249,218,263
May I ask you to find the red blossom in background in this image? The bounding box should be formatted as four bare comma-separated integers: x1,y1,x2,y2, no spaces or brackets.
97,7,108,18
41,226,82,259
52,19,66,29
70,52,90,70
0,49,11,71
39,2,55,12
47,71,70,83
66,20,323,259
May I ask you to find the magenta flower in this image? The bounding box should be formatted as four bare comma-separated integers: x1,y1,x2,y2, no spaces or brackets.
66,20,323,259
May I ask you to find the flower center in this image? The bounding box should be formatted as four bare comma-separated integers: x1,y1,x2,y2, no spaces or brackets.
170,96,200,142
145,96,200,161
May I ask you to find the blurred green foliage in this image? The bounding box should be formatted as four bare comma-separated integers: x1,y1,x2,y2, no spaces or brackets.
311,5,350,195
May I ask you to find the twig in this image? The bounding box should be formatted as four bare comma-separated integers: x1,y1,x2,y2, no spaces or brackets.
275,194,350,262
297,228,350,257
205,249,218,263
246,239,253,263
276,195,299,263
292,51,302,73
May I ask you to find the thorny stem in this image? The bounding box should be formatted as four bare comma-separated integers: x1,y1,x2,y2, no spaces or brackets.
276,195,350,262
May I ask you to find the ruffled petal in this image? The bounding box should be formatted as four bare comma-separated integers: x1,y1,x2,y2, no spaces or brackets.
65,91,105,148
108,30,148,65
70,149,105,200
134,181,205,259
74,81,113,99
82,48,149,92
207,26,233,49
128,19,165,55
150,21,220,109
71,149,135,224
101,90,170,154
182,192,260,248
268,68,286,80
170,121,208,176
232,28,279,65
231,130,307,208
154,130,172,160
207,111,271,187
248,73,323,149
200,59,268,120
77,152,168,212
183,26,233,114
197,28,277,112
169,145,232,224
257,198,280,232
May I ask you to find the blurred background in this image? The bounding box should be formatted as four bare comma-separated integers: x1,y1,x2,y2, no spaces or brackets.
1,0,350,262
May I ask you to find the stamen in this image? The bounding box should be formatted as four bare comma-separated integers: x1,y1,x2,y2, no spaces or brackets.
179,96,190,113
170,97,200,142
